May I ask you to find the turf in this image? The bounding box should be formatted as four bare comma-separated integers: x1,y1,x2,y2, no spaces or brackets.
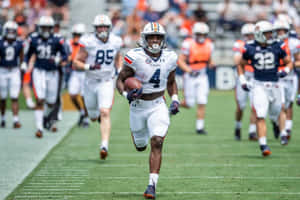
6,90,300,200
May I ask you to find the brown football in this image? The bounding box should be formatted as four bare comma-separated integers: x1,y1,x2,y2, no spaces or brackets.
124,77,142,91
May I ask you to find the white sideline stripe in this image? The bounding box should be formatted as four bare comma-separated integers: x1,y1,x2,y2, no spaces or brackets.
14,191,300,196
27,182,84,185
91,176,300,180
111,153,299,157
24,185,80,188
23,188,80,191
35,174,88,177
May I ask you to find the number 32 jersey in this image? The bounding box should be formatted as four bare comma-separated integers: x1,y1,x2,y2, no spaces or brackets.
124,48,178,94
242,40,287,82
79,33,122,80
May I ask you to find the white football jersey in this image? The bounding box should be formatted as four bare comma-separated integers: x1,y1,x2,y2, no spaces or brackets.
124,48,178,94
79,33,123,80
283,37,300,80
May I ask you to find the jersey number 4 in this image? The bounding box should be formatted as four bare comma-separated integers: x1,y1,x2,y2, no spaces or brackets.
95,49,114,65
149,69,160,88
254,52,275,70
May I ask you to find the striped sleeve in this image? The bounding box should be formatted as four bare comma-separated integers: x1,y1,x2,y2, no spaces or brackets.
124,49,137,70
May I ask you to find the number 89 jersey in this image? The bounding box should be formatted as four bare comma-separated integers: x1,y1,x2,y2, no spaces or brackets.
79,33,123,80
124,48,178,94
242,40,287,82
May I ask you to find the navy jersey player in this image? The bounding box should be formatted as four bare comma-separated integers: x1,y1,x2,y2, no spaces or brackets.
0,21,26,129
25,16,67,138
238,21,293,156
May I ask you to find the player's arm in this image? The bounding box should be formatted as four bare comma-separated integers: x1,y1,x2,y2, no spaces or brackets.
116,65,135,97
167,69,180,115
114,51,123,73
73,46,89,70
293,52,300,68
283,55,293,71
238,57,251,91
177,54,192,73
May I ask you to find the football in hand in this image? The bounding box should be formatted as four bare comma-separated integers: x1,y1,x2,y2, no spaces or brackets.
124,77,142,91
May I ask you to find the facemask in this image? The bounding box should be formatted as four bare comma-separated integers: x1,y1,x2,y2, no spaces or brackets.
97,31,108,40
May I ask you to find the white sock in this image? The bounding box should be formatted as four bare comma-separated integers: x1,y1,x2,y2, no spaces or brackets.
1,114,5,121
149,173,159,187
80,109,85,115
13,115,19,123
196,119,204,130
285,120,292,130
280,130,288,137
35,110,44,131
26,98,35,106
235,121,242,129
248,124,256,133
259,137,267,146
101,140,109,150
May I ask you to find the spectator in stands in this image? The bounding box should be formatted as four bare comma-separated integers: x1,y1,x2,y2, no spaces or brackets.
216,0,242,33
48,0,69,24
162,11,181,48
0,0,10,25
193,2,208,23
110,8,126,36
169,0,188,14
273,0,290,15
121,0,138,17
27,0,48,33
146,0,169,19
240,0,261,23
124,8,143,47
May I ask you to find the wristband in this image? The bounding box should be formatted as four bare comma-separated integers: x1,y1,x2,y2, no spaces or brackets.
171,94,179,102
84,63,90,70
122,91,128,98
283,67,290,74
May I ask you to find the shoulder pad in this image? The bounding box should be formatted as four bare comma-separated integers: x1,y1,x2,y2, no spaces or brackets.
31,32,39,38
133,47,143,52
246,40,255,45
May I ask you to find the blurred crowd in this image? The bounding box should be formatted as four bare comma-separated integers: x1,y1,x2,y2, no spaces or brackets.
0,0,69,39
107,0,300,48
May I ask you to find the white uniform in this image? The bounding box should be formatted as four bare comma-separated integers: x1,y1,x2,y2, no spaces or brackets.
279,37,300,108
0,67,21,99
79,33,122,118
181,39,214,106
124,47,177,148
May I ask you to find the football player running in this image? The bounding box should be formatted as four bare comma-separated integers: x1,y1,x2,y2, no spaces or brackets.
74,14,123,160
274,19,300,140
67,23,89,127
233,23,257,141
25,16,68,138
177,22,214,135
0,21,25,128
116,22,179,199
238,21,293,156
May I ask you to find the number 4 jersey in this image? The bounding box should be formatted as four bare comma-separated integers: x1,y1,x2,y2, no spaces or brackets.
124,47,178,94
79,33,123,80
242,40,287,82
0,37,23,68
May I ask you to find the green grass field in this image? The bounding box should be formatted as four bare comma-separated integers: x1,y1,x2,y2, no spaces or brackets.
6,90,300,200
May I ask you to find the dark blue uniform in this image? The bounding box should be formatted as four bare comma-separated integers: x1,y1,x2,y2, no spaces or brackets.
25,33,67,71
242,40,287,82
0,37,23,68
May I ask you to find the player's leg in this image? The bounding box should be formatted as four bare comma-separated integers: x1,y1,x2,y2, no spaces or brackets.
252,84,271,156
269,86,286,145
97,80,114,159
234,80,247,140
22,71,36,109
145,100,170,199
9,68,22,128
196,75,209,134
68,71,85,126
181,73,195,108
32,68,47,137
248,89,257,140
0,70,8,127
44,70,59,132
286,75,298,139
80,95,89,127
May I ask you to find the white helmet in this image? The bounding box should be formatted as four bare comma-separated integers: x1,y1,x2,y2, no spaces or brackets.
71,23,86,35
192,22,209,43
141,22,166,54
241,23,255,35
3,21,18,40
254,21,274,44
273,20,290,40
38,16,55,39
93,14,112,40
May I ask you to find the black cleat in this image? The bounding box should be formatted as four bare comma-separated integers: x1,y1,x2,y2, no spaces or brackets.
272,121,280,139
144,185,156,199
77,114,84,126
196,129,207,135
287,129,291,140
100,147,108,160
248,132,258,141
260,145,272,157
280,135,288,145
0,120,5,128
234,129,241,141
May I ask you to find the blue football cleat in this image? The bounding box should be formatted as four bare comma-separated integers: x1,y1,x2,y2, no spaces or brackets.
144,185,156,199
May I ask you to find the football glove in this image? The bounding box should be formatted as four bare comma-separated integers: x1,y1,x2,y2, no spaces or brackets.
84,63,101,70
190,70,200,77
127,88,143,103
239,75,251,92
169,101,180,115
277,67,290,78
